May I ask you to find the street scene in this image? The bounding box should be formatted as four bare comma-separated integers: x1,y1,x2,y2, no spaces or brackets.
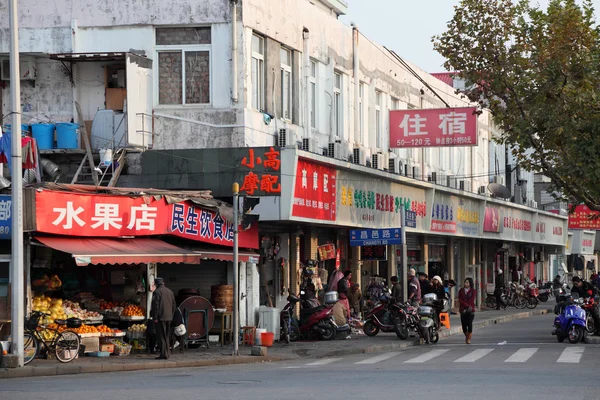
1,0,600,398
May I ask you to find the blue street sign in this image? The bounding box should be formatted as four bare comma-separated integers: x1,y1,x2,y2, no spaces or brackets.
405,210,417,228
349,228,401,247
0,195,11,239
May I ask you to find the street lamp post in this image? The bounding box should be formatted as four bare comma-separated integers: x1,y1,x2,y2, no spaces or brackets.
232,183,239,356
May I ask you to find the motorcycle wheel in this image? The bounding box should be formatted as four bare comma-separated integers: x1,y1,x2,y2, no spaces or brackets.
515,297,527,309
394,318,409,340
363,321,380,337
568,325,584,344
526,297,538,309
485,296,496,309
539,294,549,302
321,323,335,341
586,313,595,334
289,320,300,342
429,327,439,344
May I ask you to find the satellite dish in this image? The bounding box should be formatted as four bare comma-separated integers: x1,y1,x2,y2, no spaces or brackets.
488,183,511,199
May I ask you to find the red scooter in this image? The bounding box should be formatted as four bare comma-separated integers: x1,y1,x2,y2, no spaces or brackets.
363,295,403,337
280,293,336,341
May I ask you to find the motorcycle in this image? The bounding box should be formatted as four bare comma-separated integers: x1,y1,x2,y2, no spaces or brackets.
523,280,539,309
552,292,587,344
280,292,336,341
417,305,439,344
363,294,403,337
537,287,551,302
581,297,598,334
394,302,420,340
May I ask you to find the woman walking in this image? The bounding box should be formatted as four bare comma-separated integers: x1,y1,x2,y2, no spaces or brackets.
458,278,476,344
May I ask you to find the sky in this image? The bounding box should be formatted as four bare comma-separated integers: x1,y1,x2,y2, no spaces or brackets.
341,0,600,73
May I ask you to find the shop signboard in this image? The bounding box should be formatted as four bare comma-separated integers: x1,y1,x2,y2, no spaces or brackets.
360,245,387,261
429,193,479,237
35,191,259,249
535,213,566,246
405,210,417,228
337,170,428,230
238,147,282,196
291,158,336,221
483,207,500,233
456,197,480,236
483,205,534,242
570,230,596,255
568,204,600,230
389,107,478,149
317,243,336,260
0,195,11,239
350,228,401,247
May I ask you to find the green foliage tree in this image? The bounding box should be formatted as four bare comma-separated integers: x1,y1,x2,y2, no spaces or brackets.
434,0,600,210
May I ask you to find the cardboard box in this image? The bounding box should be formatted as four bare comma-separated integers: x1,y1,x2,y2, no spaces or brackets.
99,344,114,353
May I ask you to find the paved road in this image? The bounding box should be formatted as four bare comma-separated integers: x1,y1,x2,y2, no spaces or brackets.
2,314,599,400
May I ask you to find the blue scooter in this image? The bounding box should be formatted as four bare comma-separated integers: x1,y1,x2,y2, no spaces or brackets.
552,292,587,344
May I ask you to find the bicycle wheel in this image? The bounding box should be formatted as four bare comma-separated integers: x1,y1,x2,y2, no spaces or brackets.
515,296,527,309
23,332,39,365
54,330,80,363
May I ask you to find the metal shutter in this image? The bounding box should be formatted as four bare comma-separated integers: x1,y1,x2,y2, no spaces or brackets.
158,261,228,299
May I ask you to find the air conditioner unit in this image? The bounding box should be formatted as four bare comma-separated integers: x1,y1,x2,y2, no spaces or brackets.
403,163,409,176
447,175,457,188
412,166,421,180
302,137,318,153
277,129,295,147
352,146,366,166
1,58,36,80
494,175,506,186
328,141,344,160
388,157,401,174
372,153,385,171
477,185,487,195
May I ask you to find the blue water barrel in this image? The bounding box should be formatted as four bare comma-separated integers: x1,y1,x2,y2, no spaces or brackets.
55,123,79,149
4,124,30,134
31,124,55,150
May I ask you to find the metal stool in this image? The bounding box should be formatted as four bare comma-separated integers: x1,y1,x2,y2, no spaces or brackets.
242,326,256,346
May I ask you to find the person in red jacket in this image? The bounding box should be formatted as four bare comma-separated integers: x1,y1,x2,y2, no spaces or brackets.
458,277,476,344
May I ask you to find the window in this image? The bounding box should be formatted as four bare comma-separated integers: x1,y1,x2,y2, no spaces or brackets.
251,34,265,110
333,71,342,137
359,82,365,139
310,60,317,129
391,97,399,111
156,27,211,105
375,91,382,149
280,47,293,120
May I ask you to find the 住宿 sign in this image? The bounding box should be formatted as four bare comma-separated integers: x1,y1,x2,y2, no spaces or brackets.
389,107,478,148
349,228,401,247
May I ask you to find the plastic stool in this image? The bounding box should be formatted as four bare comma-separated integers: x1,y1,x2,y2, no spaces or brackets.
242,326,256,346
440,312,451,330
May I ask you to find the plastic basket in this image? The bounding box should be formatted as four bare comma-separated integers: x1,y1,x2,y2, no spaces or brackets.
109,339,132,356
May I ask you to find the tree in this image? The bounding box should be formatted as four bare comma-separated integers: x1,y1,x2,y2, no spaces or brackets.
434,0,600,211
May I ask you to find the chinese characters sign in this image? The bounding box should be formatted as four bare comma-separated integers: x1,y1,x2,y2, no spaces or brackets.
535,213,567,245
238,147,282,196
0,195,11,239
350,228,401,247
337,170,428,230
292,158,336,221
429,194,479,236
431,201,456,234
35,191,258,249
360,245,387,261
483,207,500,233
568,204,600,230
570,230,596,254
389,107,478,148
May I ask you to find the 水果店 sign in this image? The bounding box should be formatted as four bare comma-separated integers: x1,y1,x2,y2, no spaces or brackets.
35,191,258,249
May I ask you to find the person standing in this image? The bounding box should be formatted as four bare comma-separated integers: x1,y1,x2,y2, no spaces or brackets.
390,276,403,303
337,270,352,319
348,283,363,318
151,277,176,360
419,273,431,295
495,269,506,310
458,278,476,344
408,268,421,306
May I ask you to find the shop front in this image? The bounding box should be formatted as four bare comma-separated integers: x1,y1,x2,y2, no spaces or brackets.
568,230,597,280
25,186,259,356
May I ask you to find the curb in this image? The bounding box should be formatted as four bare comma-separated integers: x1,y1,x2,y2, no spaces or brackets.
584,336,600,344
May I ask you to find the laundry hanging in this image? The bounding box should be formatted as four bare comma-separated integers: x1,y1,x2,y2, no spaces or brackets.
0,133,38,172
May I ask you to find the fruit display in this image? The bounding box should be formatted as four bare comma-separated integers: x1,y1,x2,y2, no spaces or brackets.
31,274,62,290
129,324,146,332
63,300,102,321
97,325,122,335
127,324,147,339
32,296,67,325
122,305,145,317
71,324,99,335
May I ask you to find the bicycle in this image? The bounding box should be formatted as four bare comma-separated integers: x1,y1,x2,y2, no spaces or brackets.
23,311,81,365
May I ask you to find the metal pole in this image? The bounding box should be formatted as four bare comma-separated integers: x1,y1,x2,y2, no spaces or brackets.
401,209,408,302
232,182,239,356
9,0,24,367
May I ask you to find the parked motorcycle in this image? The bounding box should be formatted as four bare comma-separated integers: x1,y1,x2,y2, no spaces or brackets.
418,305,439,344
552,292,587,343
363,294,403,337
523,280,539,309
581,297,598,334
394,302,420,340
280,292,336,341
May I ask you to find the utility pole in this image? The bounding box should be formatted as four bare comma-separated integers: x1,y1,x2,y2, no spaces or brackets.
9,0,24,367
232,183,239,356
401,208,408,302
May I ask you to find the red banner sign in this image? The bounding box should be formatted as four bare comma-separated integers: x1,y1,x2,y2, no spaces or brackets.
389,107,478,148
35,191,258,249
292,158,337,221
483,207,500,233
568,204,600,230
317,244,336,260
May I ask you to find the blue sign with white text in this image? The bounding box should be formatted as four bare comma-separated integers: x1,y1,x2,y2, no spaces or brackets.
349,228,401,247
405,210,417,228
0,195,11,239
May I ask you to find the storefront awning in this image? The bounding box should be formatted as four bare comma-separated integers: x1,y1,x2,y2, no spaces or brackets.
190,247,260,264
35,237,203,266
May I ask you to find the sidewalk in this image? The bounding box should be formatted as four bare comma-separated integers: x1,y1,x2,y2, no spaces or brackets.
0,304,553,379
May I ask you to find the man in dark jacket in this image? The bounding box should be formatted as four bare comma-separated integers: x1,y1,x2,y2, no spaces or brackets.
495,269,506,310
151,277,176,359
572,277,600,336
418,273,431,296
390,276,403,303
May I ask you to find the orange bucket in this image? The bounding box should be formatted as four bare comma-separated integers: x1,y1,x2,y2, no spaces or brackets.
260,332,274,347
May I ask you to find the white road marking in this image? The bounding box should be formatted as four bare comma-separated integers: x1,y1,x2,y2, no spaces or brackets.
505,348,538,363
305,358,342,366
404,349,450,364
355,352,401,365
557,347,584,363
454,348,495,363
498,341,507,345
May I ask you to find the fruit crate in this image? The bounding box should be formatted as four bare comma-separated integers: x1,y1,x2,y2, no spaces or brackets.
127,330,145,339
109,339,132,356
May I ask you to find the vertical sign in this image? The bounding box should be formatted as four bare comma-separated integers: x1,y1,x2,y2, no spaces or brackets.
238,147,282,196
292,158,337,221
0,195,11,239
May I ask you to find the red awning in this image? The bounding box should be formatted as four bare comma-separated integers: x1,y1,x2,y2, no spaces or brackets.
35,236,203,266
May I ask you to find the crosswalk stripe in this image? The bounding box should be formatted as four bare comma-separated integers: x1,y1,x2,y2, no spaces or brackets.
454,348,495,363
306,358,342,366
404,349,450,364
505,348,538,363
557,347,584,363
355,352,401,365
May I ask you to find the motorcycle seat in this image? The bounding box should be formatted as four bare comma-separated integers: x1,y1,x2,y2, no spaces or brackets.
300,305,325,317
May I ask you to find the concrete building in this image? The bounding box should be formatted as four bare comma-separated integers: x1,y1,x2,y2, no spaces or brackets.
0,0,561,323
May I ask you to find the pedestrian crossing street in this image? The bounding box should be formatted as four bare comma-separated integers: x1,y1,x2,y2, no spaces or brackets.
286,346,594,368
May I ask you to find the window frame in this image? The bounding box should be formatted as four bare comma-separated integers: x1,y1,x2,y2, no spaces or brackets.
333,71,343,138
359,82,365,140
280,47,293,121
155,26,213,107
375,90,382,149
251,34,265,111
309,60,317,130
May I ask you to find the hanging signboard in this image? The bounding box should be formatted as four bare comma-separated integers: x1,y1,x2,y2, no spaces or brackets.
292,158,337,221
317,243,336,260
349,228,401,247
389,107,478,149
0,195,11,240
